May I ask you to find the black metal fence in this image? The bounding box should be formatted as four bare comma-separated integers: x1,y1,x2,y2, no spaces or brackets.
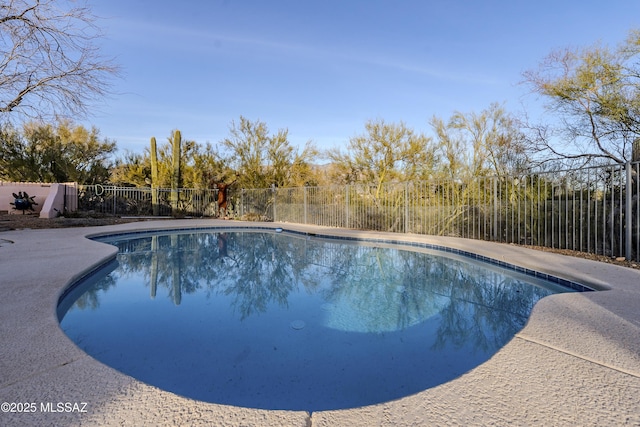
75,162,639,261
239,162,640,261
78,185,220,217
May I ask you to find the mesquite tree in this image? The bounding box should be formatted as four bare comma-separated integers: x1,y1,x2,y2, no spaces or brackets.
522,29,640,167
0,120,115,183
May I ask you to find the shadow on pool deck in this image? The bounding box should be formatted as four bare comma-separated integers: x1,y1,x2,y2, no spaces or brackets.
0,219,639,426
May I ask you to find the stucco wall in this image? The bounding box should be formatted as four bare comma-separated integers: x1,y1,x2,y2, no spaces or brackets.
0,182,77,217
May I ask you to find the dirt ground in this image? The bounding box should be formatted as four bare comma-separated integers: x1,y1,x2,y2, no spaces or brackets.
0,211,145,230
519,244,639,270
1,211,638,270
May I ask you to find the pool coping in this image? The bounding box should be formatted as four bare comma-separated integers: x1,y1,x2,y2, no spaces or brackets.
1,219,639,426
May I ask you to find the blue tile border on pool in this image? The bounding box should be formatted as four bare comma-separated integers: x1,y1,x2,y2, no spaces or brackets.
86,225,595,293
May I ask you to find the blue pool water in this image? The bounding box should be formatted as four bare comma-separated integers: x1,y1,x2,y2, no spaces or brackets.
58,229,575,411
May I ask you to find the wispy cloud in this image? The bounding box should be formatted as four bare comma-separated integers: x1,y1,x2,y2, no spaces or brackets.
106,18,496,86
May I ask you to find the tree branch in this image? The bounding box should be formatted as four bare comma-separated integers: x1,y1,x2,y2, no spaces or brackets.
0,0,119,121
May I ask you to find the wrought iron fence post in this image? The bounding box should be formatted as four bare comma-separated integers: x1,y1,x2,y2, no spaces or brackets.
112,186,116,215
240,189,245,218
345,185,350,229
404,182,408,234
272,184,276,222
626,161,632,260
492,177,498,241
304,186,308,224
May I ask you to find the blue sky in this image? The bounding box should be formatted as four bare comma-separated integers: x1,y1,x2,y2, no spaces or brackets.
86,0,640,155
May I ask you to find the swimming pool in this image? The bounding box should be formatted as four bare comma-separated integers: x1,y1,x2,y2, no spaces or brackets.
58,228,581,412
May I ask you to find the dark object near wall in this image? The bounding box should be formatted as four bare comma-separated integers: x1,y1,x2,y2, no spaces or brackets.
10,191,38,214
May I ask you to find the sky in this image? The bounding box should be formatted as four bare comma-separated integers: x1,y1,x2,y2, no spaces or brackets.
84,0,640,156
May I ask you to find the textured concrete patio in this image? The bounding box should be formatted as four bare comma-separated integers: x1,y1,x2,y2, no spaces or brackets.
1,219,639,426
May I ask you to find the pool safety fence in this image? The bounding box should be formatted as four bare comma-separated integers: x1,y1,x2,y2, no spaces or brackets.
240,162,640,262
77,185,220,218
77,161,639,261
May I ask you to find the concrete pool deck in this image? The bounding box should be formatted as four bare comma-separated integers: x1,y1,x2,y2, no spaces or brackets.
1,219,639,426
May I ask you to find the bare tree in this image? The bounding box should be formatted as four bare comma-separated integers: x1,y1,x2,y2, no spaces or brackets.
0,0,119,121
521,29,640,167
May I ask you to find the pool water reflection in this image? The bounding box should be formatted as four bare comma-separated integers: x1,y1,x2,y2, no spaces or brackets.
58,230,573,411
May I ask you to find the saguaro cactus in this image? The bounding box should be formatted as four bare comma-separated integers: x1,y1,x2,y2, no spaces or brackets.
150,136,159,215
171,130,182,214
